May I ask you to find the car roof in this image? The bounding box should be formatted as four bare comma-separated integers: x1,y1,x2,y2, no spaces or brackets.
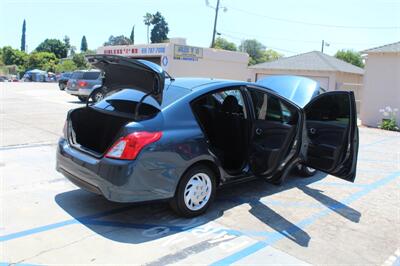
166,77,237,91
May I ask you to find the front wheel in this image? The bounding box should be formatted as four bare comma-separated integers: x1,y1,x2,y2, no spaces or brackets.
59,83,65,90
170,165,216,217
297,164,317,177
91,89,105,102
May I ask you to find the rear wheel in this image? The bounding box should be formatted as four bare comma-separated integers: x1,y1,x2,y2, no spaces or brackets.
77,96,88,102
170,165,216,217
297,164,317,177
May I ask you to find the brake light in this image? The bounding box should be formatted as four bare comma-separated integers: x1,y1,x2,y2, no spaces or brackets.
106,131,162,160
77,80,88,87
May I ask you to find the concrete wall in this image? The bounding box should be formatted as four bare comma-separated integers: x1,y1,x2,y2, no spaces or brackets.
360,53,400,127
97,42,251,81
166,46,251,81
335,72,364,113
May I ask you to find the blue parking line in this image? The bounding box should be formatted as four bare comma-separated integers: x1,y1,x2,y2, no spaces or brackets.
209,171,400,266
0,205,136,242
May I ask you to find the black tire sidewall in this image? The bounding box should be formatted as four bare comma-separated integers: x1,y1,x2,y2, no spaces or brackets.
92,89,105,102
171,165,216,217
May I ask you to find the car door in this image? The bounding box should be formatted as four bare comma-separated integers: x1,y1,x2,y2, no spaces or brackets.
302,91,358,182
246,87,301,177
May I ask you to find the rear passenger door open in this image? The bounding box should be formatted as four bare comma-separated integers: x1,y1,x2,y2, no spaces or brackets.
302,91,359,182
246,87,302,178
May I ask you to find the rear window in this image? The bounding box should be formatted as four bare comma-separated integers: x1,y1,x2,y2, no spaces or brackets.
71,71,83,79
83,71,100,80
70,71,100,80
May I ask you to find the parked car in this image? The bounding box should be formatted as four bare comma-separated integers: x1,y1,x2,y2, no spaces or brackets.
0,76,7,82
256,75,327,177
57,55,359,217
58,72,73,90
65,70,103,102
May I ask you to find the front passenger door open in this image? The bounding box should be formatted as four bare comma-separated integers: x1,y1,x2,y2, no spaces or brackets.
302,91,359,182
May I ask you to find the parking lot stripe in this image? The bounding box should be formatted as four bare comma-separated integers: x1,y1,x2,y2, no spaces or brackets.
209,170,400,266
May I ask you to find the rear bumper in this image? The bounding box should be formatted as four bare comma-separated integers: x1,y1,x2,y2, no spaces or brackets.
65,88,92,96
56,138,175,202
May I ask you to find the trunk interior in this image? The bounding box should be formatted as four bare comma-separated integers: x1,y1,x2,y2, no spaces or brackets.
69,100,160,155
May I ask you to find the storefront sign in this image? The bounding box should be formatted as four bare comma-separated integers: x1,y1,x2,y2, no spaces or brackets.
103,46,166,56
174,44,203,61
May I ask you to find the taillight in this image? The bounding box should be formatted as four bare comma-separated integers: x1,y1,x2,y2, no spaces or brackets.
77,80,88,87
106,131,162,160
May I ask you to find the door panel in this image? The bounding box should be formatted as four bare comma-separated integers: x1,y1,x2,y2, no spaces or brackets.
303,91,358,181
247,88,299,177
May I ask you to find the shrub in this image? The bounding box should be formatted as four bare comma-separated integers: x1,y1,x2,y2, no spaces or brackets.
378,106,399,131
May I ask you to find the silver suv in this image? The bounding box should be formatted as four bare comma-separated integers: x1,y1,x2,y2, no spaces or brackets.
65,70,103,102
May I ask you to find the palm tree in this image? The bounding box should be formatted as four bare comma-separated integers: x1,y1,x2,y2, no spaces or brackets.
143,13,153,44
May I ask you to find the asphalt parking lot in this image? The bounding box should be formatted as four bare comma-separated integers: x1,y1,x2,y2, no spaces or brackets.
1,82,400,265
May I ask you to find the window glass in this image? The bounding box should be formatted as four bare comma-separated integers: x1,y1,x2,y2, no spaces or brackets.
83,71,101,80
71,71,84,79
213,89,246,117
306,94,350,125
249,89,297,125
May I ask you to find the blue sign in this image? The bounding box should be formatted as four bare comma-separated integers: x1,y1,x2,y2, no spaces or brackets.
162,56,168,66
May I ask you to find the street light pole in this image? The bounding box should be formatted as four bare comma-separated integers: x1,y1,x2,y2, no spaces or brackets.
210,0,220,48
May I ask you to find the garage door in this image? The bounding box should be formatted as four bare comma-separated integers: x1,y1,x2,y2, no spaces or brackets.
256,73,330,90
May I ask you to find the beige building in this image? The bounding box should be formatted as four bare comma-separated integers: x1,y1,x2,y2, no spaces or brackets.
249,51,364,112
360,42,400,127
97,38,251,81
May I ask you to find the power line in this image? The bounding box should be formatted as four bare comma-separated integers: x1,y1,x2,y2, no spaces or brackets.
221,29,386,46
227,6,400,30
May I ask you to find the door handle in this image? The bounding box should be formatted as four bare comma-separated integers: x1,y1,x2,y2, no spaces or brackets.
255,128,263,135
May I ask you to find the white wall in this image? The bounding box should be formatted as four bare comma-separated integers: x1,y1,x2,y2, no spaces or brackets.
360,53,400,127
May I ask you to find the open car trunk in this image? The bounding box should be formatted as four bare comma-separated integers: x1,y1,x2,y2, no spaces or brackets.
68,98,160,155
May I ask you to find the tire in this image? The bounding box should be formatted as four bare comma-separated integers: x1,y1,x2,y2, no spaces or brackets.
77,96,88,102
169,165,216,217
297,164,317,177
91,89,105,103
59,83,65,90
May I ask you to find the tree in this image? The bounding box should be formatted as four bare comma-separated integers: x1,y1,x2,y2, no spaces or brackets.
130,25,135,44
335,49,364,68
103,35,132,46
214,37,237,51
143,13,153,44
26,52,58,71
72,53,89,69
239,39,266,65
55,59,77,73
260,49,283,62
150,12,169,43
35,39,68,59
1,46,28,66
80,36,88,52
21,19,26,52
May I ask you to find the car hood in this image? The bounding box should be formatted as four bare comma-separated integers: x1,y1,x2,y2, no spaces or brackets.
86,54,165,105
256,75,320,107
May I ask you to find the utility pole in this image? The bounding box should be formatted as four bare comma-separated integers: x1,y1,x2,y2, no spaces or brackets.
210,0,220,48
321,40,325,53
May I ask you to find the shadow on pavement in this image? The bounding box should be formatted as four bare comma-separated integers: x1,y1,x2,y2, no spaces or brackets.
55,171,361,247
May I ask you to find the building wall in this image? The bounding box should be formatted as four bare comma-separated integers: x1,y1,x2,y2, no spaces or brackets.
97,42,250,81
360,53,400,127
335,72,363,113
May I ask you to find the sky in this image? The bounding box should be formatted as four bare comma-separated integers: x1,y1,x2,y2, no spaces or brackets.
0,0,399,56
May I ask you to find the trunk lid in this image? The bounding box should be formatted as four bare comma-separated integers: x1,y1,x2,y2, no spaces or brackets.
86,54,165,105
